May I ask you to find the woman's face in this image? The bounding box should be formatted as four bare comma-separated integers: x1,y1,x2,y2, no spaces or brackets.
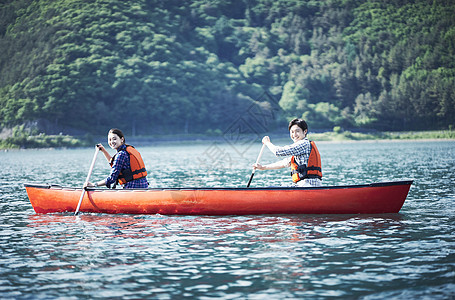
289,124,307,143
108,132,124,150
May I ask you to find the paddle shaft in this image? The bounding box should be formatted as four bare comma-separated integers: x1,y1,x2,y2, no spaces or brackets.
74,147,100,215
247,144,266,188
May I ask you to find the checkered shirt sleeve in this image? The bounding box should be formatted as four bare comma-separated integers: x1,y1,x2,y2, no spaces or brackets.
273,139,311,157
105,148,129,188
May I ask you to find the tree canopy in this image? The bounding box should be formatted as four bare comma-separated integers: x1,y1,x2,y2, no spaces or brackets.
1,0,454,135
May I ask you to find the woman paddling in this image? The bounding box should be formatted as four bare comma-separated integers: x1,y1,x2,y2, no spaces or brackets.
85,128,149,189
253,118,322,187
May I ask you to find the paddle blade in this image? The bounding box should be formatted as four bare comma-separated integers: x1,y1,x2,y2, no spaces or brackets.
246,172,255,188
246,144,265,188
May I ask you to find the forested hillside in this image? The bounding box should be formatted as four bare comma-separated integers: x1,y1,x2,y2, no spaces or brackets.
1,0,454,136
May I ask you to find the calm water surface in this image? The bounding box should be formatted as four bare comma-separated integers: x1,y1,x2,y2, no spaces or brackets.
1,140,454,299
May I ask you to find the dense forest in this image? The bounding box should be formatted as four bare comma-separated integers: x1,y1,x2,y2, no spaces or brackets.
0,0,454,136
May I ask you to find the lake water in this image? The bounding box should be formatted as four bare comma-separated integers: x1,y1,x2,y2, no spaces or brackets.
1,140,454,299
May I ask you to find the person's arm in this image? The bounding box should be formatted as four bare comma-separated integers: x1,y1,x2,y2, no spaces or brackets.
263,136,308,157
84,150,127,188
104,150,128,188
262,136,278,155
253,158,289,170
97,143,112,162
84,179,106,188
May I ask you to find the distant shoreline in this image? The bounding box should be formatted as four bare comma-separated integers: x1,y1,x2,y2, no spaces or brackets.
1,130,454,149
310,130,455,142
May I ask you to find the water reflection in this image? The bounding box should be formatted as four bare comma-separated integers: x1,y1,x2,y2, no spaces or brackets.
27,212,406,241
27,212,413,298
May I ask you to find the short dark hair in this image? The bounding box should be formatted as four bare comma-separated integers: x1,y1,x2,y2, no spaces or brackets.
288,118,308,132
109,128,125,143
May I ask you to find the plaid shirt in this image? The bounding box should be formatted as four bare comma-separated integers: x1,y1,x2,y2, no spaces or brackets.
272,138,322,187
274,138,311,166
105,144,149,189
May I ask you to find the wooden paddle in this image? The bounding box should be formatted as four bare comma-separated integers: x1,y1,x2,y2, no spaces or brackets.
247,144,266,188
74,146,100,215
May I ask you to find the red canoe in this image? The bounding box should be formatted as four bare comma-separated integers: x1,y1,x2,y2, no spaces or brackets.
24,181,413,215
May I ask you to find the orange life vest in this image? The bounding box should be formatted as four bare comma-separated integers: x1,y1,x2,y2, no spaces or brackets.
110,145,147,185
290,141,322,183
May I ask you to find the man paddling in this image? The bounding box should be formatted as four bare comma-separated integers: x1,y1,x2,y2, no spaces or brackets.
253,118,322,187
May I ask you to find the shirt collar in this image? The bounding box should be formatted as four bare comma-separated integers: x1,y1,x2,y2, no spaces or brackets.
117,144,127,152
294,137,308,144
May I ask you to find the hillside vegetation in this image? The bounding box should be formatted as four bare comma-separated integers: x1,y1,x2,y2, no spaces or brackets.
1,0,454,136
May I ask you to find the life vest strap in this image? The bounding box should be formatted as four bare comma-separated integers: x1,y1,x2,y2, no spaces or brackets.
130,167,147,176
306,166,322,171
